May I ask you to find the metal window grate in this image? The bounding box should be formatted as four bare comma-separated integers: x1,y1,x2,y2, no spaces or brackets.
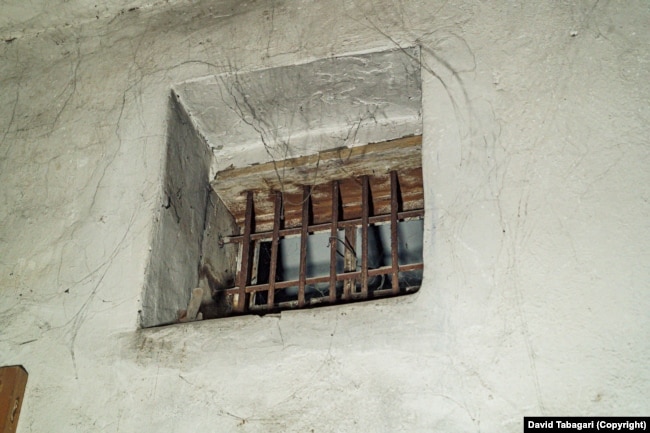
221,169,424,314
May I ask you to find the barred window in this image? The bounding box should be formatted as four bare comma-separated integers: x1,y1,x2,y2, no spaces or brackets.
201,135,424,318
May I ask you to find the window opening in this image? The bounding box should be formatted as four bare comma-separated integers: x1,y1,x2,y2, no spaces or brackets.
204,135,424,317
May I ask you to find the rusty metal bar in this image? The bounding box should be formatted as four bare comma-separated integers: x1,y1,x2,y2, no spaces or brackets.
267,191,282,308
225,170,424,313
224,209,424,243
361,175,369,296
329,180,339,303
236,191,254,312
250,241,261,285
298,185,310,308
342,226,356,300
390,170,400,294
234,263,424,294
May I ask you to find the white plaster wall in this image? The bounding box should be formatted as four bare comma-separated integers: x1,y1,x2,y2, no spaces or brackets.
0,1,648,432
175,47,422,176
141,47,422,328
0,0,183,39
141,94,213,327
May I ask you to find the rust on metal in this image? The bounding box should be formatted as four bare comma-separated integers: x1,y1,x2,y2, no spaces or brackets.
223,209,423,244
213,138,425,316
211,136,422,231
237,263,424,295
329,180,339,303
235,190,254,312
298,185,310,308
212,136,423,232
390,170,400,294
342,226,356,300
267,191,282,308
360,175,369,296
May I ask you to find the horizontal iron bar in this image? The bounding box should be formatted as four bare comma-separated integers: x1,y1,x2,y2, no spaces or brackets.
247,285,420,310
224,209,424,243
221,263,424,295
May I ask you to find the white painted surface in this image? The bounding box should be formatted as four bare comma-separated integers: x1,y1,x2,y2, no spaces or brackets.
0,1,649,432
175,47,422,175
141,48,422,328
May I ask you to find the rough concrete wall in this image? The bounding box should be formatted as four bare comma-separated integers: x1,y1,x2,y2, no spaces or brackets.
141,94,212,327
0,1,648,432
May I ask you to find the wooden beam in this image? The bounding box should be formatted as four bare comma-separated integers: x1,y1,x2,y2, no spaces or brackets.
214,135,421,181
0,365,28,433
212,135,422,232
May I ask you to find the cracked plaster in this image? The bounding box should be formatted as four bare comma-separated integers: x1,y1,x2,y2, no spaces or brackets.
175,46,422,176
141,47,422,328
0,1,649,432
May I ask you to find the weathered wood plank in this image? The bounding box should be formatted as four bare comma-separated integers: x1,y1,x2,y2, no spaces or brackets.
211,135,423,232
0,365,28,433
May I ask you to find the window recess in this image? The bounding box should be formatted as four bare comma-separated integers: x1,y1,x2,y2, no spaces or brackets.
206,135,424,317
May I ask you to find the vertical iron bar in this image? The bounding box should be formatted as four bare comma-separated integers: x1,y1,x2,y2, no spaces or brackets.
268,191,282,308
343,226,356,300
298,185,310,307
249,241,261,309
361,175,369,296
250,242,261,285
329,180,339,303
390,171,400,294
236,191,254,312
